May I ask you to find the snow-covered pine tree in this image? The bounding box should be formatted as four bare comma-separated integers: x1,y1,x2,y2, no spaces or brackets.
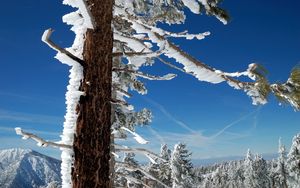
252,154,270,188
158,144,172,187
210,165,226,187
15,0,300,187
287,134,300,188
171,143,194,188
147,144,172,187
244,149,255,187
271,138,288,188
119,153,144,188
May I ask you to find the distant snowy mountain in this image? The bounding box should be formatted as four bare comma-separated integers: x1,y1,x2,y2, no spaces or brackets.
0,148,61,188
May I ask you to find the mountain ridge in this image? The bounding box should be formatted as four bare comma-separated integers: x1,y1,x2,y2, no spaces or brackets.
0,148,61,188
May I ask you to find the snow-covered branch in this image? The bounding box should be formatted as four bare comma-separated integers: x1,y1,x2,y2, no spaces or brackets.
113,49,162,57
113,67,176,81
41,29,85,67
116,161,171,188
120,127,149,144
114,144,166,163
62,0,94,29
15,127,72,149
113,84,132,98
111,98,130,107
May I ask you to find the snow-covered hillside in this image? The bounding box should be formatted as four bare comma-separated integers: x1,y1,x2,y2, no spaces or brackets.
0,148,61,188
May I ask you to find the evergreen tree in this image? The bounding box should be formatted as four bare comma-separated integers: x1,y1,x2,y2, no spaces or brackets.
244,149,255,187
252,154,270,188
287,134,300,188
171,143,194,188
147,144,172,187
158,144,172,187
272,138,288,188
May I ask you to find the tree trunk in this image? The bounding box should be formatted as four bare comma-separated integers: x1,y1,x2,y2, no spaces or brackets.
72,0,113,187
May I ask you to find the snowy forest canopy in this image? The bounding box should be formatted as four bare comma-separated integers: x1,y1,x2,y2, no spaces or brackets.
115,133,300,188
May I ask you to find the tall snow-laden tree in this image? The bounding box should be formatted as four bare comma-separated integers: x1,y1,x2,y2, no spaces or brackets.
287,134,300,188
147,144,172,187
252,154,270,188
158,144,172,187
15,0,300,187
271,138,288,188
170,143,194,188
244,149,254,187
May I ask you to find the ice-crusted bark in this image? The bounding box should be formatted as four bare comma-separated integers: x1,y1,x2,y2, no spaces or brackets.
40,0,94,187
71,0,113,187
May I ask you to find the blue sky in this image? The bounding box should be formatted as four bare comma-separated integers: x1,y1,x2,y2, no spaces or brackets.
0,0,299,161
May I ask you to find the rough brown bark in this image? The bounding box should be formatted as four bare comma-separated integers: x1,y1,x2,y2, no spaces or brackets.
72,0,113,187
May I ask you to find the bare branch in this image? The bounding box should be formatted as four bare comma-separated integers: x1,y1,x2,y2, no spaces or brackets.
15,127,72,149
41,28,85,67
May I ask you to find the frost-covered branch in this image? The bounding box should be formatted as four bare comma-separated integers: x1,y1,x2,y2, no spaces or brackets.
113,67,176,81
113,49,162,57
114,7,300,110
113,84,132,98
114,144,166,163
115,161,171,188
157,57,191,74
15,127,72,149
120,127,149,144
111,98,130,107
41,28,85,67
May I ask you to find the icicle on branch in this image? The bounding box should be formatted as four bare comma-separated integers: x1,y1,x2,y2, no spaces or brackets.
41,28,85,67
15,127,72,149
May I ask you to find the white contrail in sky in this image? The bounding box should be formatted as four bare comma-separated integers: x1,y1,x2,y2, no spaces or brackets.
144,97,260,141
147,126,166,144
209,107,261,139
144,97,198,134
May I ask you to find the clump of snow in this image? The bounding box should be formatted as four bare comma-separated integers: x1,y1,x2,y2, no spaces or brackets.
182,0,200,14
63,0,94,29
